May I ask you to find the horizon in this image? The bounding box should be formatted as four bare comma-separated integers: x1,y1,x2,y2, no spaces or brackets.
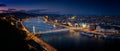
0,0,120,16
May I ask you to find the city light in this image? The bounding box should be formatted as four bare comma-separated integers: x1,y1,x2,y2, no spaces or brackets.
82,23,87,28
71,16,76,19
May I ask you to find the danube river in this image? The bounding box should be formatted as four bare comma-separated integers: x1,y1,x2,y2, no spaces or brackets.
23,17,120,51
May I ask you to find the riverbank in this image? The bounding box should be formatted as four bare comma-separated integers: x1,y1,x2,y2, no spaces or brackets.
0,17,56,51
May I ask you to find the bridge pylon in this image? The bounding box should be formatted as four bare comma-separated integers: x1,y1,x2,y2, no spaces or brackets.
33,26,36,34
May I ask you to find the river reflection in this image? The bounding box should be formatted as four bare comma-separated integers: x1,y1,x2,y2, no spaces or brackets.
37,31,107,51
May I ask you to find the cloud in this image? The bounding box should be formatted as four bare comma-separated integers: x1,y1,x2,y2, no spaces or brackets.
26,9,48,13
8,8,16,10
0,4,7,7
27,9,48,12
42,11,60,14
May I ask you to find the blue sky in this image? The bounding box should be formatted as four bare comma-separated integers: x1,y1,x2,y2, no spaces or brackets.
0,0,120,15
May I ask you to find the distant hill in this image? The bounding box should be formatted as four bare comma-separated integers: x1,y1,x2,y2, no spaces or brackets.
0,17,44,51
0,12,35,19
28,13,62,17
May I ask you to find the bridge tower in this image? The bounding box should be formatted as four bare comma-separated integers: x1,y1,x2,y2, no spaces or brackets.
33,26,36,34
75,23,79,29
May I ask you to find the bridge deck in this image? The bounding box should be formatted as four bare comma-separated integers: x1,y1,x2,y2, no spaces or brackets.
34,28,77,34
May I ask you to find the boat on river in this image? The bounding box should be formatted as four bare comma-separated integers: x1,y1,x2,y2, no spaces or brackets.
80,32,94,37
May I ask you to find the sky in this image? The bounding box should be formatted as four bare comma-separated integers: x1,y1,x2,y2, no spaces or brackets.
0,0,120,15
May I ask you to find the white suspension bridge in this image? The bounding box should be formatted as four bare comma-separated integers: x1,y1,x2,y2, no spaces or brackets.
22,17,81,35
32,26,77,34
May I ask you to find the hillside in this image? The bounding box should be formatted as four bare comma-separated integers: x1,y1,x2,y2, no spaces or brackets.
0,12,35,19
0,17,45,51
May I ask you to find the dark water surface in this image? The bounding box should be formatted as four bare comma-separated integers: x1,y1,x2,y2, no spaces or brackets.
38,31,120,51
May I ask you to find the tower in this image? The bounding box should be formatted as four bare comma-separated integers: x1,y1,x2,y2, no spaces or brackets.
33,26,36,34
